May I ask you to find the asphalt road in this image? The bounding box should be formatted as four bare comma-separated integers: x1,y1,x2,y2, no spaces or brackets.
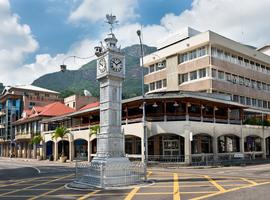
0,158,270,200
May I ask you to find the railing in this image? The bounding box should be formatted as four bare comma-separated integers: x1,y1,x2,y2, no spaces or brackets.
74,160,145,188
148,155,186,163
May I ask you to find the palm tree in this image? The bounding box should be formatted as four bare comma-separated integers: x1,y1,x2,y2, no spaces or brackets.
31,135,43,159
89,125,100,137
52,126,69,157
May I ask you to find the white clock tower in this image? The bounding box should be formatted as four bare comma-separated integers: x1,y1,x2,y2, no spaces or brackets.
94,19,126,161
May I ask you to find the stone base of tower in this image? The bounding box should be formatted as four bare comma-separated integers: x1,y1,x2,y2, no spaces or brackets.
73,156,145,188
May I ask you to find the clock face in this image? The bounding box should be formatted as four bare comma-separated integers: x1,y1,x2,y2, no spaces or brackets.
110,57,122,72
98,58,106,73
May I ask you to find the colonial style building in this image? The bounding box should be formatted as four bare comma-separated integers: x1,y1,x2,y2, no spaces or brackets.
40,91,270,164
0,85,60,157
13,102,74,159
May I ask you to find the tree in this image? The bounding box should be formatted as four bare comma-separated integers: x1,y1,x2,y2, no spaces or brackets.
52,126,69,157
31,135,43,157
89,125,100,137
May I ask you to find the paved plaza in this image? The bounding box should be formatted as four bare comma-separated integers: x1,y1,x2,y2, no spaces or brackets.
0,158,270,200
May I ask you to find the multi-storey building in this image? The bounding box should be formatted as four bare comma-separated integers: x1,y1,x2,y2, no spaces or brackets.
12,102,74,159
0,85,59,157
144,27,270,111
64,94,98,110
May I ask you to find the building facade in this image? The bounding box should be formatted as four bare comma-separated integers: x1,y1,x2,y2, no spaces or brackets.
0,85,59,157
143,28,270,111
39,92,270,164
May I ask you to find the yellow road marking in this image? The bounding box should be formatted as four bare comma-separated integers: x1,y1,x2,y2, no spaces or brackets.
204,175,226,192
77,190,100,200
124,187,140,200
191,181,270,200
173,173,180,200
27,185,64,200
0,176,46,188
0,174,72,197
240,178,258,186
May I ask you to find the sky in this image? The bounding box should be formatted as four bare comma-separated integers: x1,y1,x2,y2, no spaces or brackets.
1,0,270,86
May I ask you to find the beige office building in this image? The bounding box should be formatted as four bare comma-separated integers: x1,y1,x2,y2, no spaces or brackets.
144,27,270,111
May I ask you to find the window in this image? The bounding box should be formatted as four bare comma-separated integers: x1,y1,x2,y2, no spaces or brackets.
198,47,206,57
190,50,197,60
217,49,223,58
149,65,155,73
179,73,188,84
246,97,251,105
232,75,238,84
239,76,244,85
73,102,76,108
149,82,155,91
225,73,231,81
211,47,217,57
250,61,255,69
251,80,256,88
231,55,237,64
156,80,162,89
257,81,262,90
252,98,257,107
240,96,245,104
224,52,230,61
244,78,250,87
233,95,239,102
262,83,267,90
190,71,197,80
256,63,261,71
211,68,217,78
162,79,167,87
199,68,206,78
218,71,224,80
258,100,262,107
244,59,249,67
238,56,243,65
263,101,268,108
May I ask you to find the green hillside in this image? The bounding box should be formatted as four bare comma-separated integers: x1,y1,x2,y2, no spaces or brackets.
32,44,156,98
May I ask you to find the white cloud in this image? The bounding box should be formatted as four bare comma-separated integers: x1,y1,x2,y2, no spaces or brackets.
3,0,270,86
160,0,270,47
69,0,138,24
0,0,38,85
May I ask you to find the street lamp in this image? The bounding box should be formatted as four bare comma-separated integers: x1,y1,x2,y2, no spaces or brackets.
137,29,148,181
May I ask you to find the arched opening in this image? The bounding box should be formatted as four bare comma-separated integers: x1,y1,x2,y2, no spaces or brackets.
74,139,88,160
245,135,262,152
148,134,185,162
125,135,141,155
46,141,54,159
192,134,213,154
218,134,240,153
266,137,270,157
58,140,69,159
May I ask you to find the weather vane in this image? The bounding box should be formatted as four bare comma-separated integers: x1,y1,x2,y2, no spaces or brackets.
105,14,118,33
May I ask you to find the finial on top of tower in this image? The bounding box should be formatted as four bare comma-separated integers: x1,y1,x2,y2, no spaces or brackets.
105,14,118,33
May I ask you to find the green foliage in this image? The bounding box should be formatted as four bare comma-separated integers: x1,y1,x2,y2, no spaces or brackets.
243,118,270,126
32,45,156,99
31,135,43,145
52,126,70,157
52,126,69,140
89,125,100,137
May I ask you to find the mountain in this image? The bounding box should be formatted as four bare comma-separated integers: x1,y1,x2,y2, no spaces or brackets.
32,44,156,98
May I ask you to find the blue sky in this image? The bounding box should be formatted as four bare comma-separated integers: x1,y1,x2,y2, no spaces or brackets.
9,0,191,62
1,0,270,85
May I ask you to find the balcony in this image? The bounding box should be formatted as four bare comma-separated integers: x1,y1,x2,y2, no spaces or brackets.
15,133,32,140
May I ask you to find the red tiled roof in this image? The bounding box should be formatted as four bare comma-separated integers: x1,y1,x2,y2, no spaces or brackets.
79,102,100,111
37,102,75,116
